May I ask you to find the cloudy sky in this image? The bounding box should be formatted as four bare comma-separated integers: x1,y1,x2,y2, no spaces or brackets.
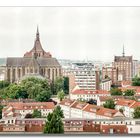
0,7,140,62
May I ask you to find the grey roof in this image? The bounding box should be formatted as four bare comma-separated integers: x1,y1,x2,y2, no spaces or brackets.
37,57,60,67
114,56,132,62
6,57,61,67
28,58,40,68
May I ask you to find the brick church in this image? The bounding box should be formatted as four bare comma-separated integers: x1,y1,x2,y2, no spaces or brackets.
0,27,62,83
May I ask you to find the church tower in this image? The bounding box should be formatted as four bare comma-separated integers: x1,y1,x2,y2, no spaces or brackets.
122,44,125,57
24,26,52,58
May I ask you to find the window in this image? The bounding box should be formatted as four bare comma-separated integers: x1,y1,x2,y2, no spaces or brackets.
130,128,132,131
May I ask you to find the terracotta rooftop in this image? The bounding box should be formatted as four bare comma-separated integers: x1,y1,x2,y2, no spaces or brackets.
96,108,121,118
59,99,76,106
116,99,136,107
129,102,140,108
99,96,124,102
99,96,113,102
5,102,55,110
83,104,101,113
71,101,88,110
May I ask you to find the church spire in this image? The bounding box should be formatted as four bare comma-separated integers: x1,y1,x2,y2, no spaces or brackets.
122,44,125,57
36,25,40,41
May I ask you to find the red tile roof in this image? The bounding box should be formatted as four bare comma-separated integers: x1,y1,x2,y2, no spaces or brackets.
83,104,101,113
116,99,136,107
99,96,124,102
59,99,124,118
59,99,76,106
99,96,113,102
96,108,121,118
6,102,55,110
71,101,88,110
129,102,140,108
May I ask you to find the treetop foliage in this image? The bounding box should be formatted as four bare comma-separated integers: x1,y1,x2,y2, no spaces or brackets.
132,76,140,86
110,88,123,96
103,99,115,109
44,106,64,134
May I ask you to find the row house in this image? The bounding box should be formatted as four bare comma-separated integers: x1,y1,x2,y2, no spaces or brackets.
63,118,128,134
70,101,88,118
83,104,124,119
3,124,25,132
115,99,140,118
1,116,140,134
100,124,128,134
70,88,111,101
59,99,124,119
97,96,124,106
2,102,55,119
63,118,140,134
82,104,100,119
16,118,46,132
59,99,76,118
0,118,46,133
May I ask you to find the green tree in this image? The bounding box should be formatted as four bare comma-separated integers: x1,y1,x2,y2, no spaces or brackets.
35,90,51,102
103,99,115,109
0,105,3,119
21,77,51,100
53,106,64,118
0,80,10,89
52,77,64,95
132,76,140,86
6,84,28,99
133,107,140,118
0,88,9,99
32,109,42,118
44,106,64,134
110,88,123,96
124,89,136,96
57,90,65,101
63,77,69,94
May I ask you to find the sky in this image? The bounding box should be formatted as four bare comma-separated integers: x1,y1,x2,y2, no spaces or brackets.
0,7,140,62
